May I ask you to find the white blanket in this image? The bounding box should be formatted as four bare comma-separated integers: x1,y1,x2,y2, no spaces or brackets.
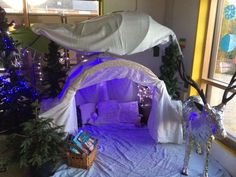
52,124,230,177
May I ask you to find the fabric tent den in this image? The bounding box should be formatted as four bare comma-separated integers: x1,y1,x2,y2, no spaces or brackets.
33,11,183,144
39,57,183,144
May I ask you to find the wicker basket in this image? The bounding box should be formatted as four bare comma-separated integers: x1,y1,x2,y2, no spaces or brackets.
67,146,97,169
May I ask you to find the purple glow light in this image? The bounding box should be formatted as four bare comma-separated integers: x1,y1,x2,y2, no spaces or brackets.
188,111,198,121
211,125,217,134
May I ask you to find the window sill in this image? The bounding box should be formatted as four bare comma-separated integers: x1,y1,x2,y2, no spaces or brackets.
202,78,230,90
218,134,236,155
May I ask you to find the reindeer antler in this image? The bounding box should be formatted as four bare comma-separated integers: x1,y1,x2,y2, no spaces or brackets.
222,71,236,105
177,57,206,104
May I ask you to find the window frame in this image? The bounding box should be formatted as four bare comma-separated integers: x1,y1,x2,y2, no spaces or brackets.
200,0,236,150
1,0,103,26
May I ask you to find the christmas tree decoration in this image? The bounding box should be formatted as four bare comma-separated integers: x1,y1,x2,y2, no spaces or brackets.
0,74,38,130
179,38,186,50
0,6,38,132
0,9,19,70
160,39,180,99
20,49,45,88
42,41,66,98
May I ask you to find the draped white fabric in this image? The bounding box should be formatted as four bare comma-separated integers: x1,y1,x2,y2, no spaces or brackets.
31,11,179,55
75,78,138,105
39,57,183,144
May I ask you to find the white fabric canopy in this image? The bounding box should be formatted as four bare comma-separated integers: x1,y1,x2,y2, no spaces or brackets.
39,57,183,144
75,77,138,105
31,11,178,55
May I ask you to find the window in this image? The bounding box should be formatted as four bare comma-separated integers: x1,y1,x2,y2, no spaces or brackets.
209,0,236,81
1,0,101,29
203,0,236,145
0,0,99,15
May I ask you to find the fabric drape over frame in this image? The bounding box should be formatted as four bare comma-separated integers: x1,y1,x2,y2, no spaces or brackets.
31,11,180,56
39,58,183,144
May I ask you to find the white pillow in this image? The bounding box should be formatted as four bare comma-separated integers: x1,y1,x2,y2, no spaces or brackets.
79,103,96,125
97,100,120,124
119,101,140,123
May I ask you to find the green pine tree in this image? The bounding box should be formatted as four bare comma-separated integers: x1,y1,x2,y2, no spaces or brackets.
42,41,66,98
160,40,180,99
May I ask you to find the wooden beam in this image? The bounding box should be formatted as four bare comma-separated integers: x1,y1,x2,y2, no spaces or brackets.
22,0,29,26
99,0,104,15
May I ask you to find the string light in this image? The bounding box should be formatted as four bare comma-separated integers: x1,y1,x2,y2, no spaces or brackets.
137,85,152,106
35,58,43,82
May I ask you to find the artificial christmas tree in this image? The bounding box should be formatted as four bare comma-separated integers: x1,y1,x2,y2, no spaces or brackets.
160,39,180,99
41,41,66,98
0,7,38,132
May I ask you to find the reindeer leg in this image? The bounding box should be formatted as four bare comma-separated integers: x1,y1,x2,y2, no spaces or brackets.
181,134,193,176
195,141,203,155
182,119,187,141
203,136,213,177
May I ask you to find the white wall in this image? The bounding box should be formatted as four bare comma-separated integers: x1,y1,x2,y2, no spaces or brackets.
103,0,199,76
103,0,166,23
165,0,199,75
123,48,164,76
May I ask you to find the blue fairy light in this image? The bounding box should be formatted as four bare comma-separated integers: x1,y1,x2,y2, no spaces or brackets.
0,6,40,131
3,97,11,103
16,70,21,76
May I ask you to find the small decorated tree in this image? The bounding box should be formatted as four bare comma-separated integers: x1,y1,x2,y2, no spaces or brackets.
160,39,180,99
0,7,38,132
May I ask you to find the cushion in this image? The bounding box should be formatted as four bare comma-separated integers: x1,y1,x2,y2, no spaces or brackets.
97,100,120,124
79,103,96,125
119,101,140,123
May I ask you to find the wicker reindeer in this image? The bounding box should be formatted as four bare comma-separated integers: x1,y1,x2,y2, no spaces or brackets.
177,58,236,177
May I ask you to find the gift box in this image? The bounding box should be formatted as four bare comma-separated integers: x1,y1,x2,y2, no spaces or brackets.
67,145,97,169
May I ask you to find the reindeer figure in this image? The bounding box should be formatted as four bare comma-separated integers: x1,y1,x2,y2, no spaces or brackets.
177,58,236,177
